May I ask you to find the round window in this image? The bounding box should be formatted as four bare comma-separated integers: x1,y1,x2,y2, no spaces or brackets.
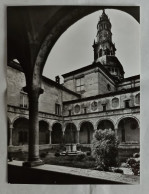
91,101,98,111
112,97,119,108
74,105,80,113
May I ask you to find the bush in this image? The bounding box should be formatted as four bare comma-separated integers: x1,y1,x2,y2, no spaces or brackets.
76,144,91,152
86,156,96,161
113,168,124,174
91,129,119,170
75,153,86,161
127,155,140,176
76,144,83,151
86,151,91,156
55,152,60,157
40,152,47,158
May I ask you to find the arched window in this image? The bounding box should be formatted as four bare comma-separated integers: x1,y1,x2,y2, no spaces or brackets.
39,121,49,144
112,97,119,108
118,117,139,143
97,120,114,130
51,123,63,144
135,93,140,105
13,118,29,145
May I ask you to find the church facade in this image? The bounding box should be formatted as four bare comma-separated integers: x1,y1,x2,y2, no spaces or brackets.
7,10,140,158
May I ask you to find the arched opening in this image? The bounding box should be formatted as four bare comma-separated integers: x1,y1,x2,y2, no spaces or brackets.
43,9,140,81
118,117,139,143
13,118,29,146
7,119,10,146
97,120,114,130
80,121,94,144
64,123,77,144
135,93,140,105
51,123,63,144
39,121,49,145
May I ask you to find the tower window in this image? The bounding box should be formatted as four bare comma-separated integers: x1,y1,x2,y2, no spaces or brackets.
102,104,106,111
76,77,85,92
55,103,61,115
20,91,28,108
125,100,130,108
107,84,111,91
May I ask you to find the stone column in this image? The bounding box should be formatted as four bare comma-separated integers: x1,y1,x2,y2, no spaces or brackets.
23,88,44,167
62,124,65,144
115,127,118,137
9,124,13,146
49,130,52,145
77,130,80,144
62,130,65,144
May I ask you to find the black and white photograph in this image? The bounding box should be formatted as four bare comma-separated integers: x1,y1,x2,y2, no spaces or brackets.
7,6,140,184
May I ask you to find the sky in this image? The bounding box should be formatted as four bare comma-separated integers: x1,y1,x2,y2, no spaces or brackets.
43,9,140,82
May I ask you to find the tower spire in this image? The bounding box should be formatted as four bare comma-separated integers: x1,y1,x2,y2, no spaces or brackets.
93,11,125,80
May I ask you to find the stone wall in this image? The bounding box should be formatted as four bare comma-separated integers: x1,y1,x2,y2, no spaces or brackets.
63,91,140,116
117,76,140,90
7,66,79,115
63,67,116,98
7,66,26,107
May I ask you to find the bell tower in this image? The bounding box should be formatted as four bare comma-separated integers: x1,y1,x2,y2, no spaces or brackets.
93,10,125,81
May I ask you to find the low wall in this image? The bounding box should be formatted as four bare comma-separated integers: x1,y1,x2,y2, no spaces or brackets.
8,161,139,184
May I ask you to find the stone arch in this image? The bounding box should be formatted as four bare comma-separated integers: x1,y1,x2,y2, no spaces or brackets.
51,121,62,129
135,93,140,105
7,117,11,125
116,115,140,129
39,120,50,144
33,7,139,78
96,118,115,130
7,117,11,146
79,120,95,130
79,121,94,144
13,117,29,146
51,122,63,144
117,116,139,143
39,119,51,131
12,116,29,126
64,123,77,144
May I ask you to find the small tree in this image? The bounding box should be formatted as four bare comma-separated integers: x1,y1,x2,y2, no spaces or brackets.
91,129,119,170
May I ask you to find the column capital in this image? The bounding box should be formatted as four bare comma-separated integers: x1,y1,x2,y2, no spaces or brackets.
9,123,13,129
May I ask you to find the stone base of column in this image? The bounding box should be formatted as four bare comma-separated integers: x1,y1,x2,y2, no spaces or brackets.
23,159,44,167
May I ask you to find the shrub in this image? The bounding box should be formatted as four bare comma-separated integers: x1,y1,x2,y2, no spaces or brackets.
55,152,60,157
75,153,86,161
91,129,119,170
113,168,124,174
55,144,66,152
127,155,140,176
40,152,47,158
86,156,96,161
81,146,91,152
86,151,91,156
76,144,83,151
